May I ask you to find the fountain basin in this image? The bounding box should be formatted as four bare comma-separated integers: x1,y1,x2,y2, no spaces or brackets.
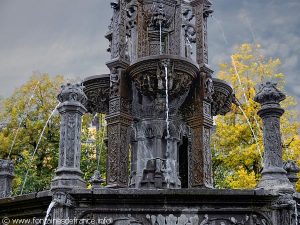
83,74,110,114
212,78,234,116
128,55,199,100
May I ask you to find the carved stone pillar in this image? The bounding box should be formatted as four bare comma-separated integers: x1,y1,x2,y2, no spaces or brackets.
0,159,14,198
51,83,87,191
106,60,132,188
191,0,213,65
186,66,214,188
254,81,294,193
106,0,132,188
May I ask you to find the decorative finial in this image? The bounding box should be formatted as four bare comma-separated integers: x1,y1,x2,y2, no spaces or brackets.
254,81,286,106
89,170,105,189
284,160,300,189
57,83,88,106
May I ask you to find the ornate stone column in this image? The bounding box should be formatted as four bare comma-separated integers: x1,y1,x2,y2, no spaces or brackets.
181,0,213,189
105,0,132,188
191,0,213,65
106,62,132,188
0,159,14,198
254,81,294,193
182,65,214,189
51,83,87,191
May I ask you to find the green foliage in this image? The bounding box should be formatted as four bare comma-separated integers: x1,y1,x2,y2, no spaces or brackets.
81,114,107,187
212,43,300,189
0,73,63,194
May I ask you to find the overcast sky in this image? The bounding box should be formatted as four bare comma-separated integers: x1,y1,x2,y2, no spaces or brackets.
0,0,299,110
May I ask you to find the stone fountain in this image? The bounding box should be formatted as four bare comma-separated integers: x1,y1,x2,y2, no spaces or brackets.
0,1,300,225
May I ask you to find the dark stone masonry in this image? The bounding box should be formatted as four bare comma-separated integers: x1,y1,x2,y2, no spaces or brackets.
0,1,299,225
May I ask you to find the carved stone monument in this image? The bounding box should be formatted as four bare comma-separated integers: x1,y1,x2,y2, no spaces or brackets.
83,0,233,189
1,1,300,225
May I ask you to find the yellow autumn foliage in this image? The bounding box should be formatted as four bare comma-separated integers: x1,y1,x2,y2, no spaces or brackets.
212,43,300,190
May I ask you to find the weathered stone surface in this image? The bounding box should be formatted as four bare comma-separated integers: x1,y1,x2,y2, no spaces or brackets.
2,189,299,225
211,78,234,116
89,170,105,189
51,83,87,191
254,81,294,193
83,74,110,114
284,160,300,189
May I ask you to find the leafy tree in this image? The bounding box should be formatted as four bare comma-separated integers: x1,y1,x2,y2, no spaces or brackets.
0,73,63,194
212,43,300,189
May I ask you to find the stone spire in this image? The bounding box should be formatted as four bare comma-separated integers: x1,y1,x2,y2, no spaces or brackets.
254,81,294,193
51,83,87,191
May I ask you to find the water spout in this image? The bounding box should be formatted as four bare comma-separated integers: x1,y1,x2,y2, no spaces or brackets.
43,201,56,225
232,57,248,105
7,81,40,159
232,58,262,132
20,103,60,195
159,21,162,55
211,15,228,45
163,63,172,188
238,105,263,165
164,65,170,140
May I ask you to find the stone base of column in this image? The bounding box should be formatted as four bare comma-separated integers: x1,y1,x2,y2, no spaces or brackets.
51,168,86,191
257,167,294,194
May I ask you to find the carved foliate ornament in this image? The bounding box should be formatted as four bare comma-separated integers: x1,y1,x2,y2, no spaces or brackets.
254,81,286,106
83,75,110,114
58,83,88,106
53,192,75,207
182,8,196,43
129,57,198,100
126,0,138,37
211,78,234,116
150,2,168,29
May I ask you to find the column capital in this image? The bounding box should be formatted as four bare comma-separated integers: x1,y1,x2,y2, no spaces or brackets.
254,81,286,107
58,83,88,106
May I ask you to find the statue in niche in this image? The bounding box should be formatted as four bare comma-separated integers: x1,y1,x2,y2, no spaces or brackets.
204,76,214,102
110,68,120,96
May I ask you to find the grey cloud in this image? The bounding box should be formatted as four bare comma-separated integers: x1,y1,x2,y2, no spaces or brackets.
0,0,299,111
